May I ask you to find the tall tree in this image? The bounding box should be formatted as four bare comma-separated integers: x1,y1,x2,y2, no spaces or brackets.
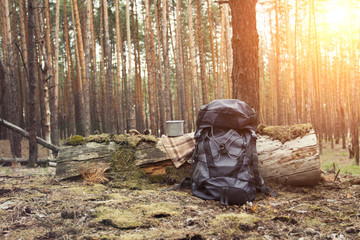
188,0,200,116
53,0,61,145
27,0,38,167
63,0,75,136
144,0,157,135
175,0,187,123
71,0,90,136
196,0,208,105
162,0,172,121
89,0,102,133
126,0,135,130
206,0,217,100
229,0,260,114
115,0,124,133
103,0,116,133
3,0,22,157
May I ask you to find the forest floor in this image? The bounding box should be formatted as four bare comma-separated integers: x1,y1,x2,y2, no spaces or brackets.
0,140,360,240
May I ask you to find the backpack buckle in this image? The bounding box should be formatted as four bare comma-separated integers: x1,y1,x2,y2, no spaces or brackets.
218,143,228,154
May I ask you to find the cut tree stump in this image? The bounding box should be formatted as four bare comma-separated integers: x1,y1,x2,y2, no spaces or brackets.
55,130,320,186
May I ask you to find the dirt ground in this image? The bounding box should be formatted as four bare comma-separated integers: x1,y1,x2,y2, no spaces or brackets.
1,140,360,240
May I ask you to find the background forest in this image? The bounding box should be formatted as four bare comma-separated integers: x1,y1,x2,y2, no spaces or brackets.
0,0,359,164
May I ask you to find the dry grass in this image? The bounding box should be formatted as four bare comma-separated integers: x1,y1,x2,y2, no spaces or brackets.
80,166,109,184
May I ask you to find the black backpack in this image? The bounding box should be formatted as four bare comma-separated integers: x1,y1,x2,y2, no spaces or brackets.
191,99,274,205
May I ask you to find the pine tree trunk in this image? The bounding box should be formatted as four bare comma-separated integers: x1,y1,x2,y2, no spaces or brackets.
206,0,217,100
103,0,116,133
144,0,157,135
162,0,172,122
53,0,61,145
229,0,260,114
133,3,144,132
89,0,102,133
72,0,90,136
126,0,135,131
187,0,200,116
196,0,208,105
27,0,38,167
154,0,165,135
19,0,29,127
83,0,92,135
3,0,22,157
115,0,124,133
275,0,283,125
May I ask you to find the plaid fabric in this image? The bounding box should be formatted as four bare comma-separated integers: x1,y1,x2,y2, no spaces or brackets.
161,132,195,168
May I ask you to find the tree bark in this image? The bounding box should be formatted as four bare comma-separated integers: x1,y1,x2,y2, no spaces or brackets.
103,0,116,133
187,0,200,117
72,0,90,136
115,0,124,133
63,0,76,136
229,0,260,115
206,0,217,100
144,0,157,136
196,0,208,105
3,0,22,158
162,0,172,122
126,0,136,131
27,0,38,167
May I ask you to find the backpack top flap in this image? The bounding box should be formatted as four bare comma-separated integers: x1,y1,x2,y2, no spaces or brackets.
196,99,257,130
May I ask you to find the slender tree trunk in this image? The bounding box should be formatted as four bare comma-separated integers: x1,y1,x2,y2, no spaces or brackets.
99,0,107,133
196,0,208,105
3,0,22,157
83,0,92,135
115,0,124,133
126,0,135,131
72,0,90,136
206,0,217,100
89,0,101,133
63,0,75,136
187,0,200,116
19,0,29,128
162,0,172,121
27,0,38,167
103,0,116,133
275,0,284,125
144,0,157,135
52,0,61,145
219,4,225,99
134,3,144,131
176,0,187,125
154,0,165,135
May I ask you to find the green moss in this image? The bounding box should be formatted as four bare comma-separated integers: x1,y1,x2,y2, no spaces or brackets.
257,124,312,143
211,213,261,235
94,202,180,230
64,135,85,145
109,146,149,189
85,133,111,143
112,134,157,147
94,206,149,229
165,165,190,183
148,174,165,183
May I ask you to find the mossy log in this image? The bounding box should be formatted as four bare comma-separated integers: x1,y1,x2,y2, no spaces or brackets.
56,130,320,186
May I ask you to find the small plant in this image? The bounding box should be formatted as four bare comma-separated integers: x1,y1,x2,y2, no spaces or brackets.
80,166,109,184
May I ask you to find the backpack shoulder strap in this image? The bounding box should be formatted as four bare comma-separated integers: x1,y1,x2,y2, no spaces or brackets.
249,130,278,197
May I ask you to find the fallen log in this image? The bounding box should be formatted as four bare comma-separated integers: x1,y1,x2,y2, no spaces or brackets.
55,128,320,186
0,118,59,154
